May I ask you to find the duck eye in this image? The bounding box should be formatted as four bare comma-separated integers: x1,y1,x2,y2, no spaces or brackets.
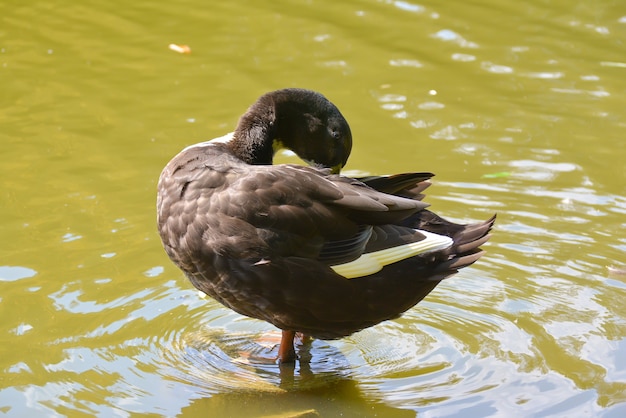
328,123,342,139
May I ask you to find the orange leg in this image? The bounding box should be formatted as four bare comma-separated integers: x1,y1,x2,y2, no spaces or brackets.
277,330,297,363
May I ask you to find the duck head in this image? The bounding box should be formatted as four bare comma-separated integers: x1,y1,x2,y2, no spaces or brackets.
230,88,352,173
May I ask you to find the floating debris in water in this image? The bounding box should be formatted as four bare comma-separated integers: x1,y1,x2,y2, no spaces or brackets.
169,43,191,54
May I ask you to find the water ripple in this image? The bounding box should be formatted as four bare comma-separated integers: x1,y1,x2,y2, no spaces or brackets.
3,0,626,415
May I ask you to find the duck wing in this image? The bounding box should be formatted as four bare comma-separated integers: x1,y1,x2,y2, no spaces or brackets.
158,146,430,266
222,164,431,260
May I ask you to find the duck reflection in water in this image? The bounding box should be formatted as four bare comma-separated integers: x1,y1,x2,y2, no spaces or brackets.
177,324,417,418
157,88,495,364
178,337,416,418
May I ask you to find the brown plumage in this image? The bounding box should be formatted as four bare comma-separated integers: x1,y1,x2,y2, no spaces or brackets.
157,88,495,363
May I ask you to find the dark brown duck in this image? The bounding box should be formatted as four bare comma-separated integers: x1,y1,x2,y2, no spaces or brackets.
157,88,495,363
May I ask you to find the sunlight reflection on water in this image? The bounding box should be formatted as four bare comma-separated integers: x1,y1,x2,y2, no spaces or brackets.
2,0,626,416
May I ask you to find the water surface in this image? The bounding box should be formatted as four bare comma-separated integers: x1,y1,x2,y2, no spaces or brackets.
1,0,626,416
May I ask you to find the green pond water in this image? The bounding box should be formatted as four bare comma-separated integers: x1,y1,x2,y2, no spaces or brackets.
1,0,626,416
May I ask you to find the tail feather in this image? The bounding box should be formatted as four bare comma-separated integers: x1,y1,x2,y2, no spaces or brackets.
361,172,496,280
442,249,486,271
456,233,491,254
452,215,495,251
407,212,495,252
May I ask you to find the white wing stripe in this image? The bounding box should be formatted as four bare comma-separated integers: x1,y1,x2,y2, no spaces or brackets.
331,230,452,279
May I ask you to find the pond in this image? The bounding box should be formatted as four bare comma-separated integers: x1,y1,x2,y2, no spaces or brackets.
1,0,625,416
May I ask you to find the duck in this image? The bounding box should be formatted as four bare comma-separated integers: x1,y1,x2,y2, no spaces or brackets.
157,88,495,364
